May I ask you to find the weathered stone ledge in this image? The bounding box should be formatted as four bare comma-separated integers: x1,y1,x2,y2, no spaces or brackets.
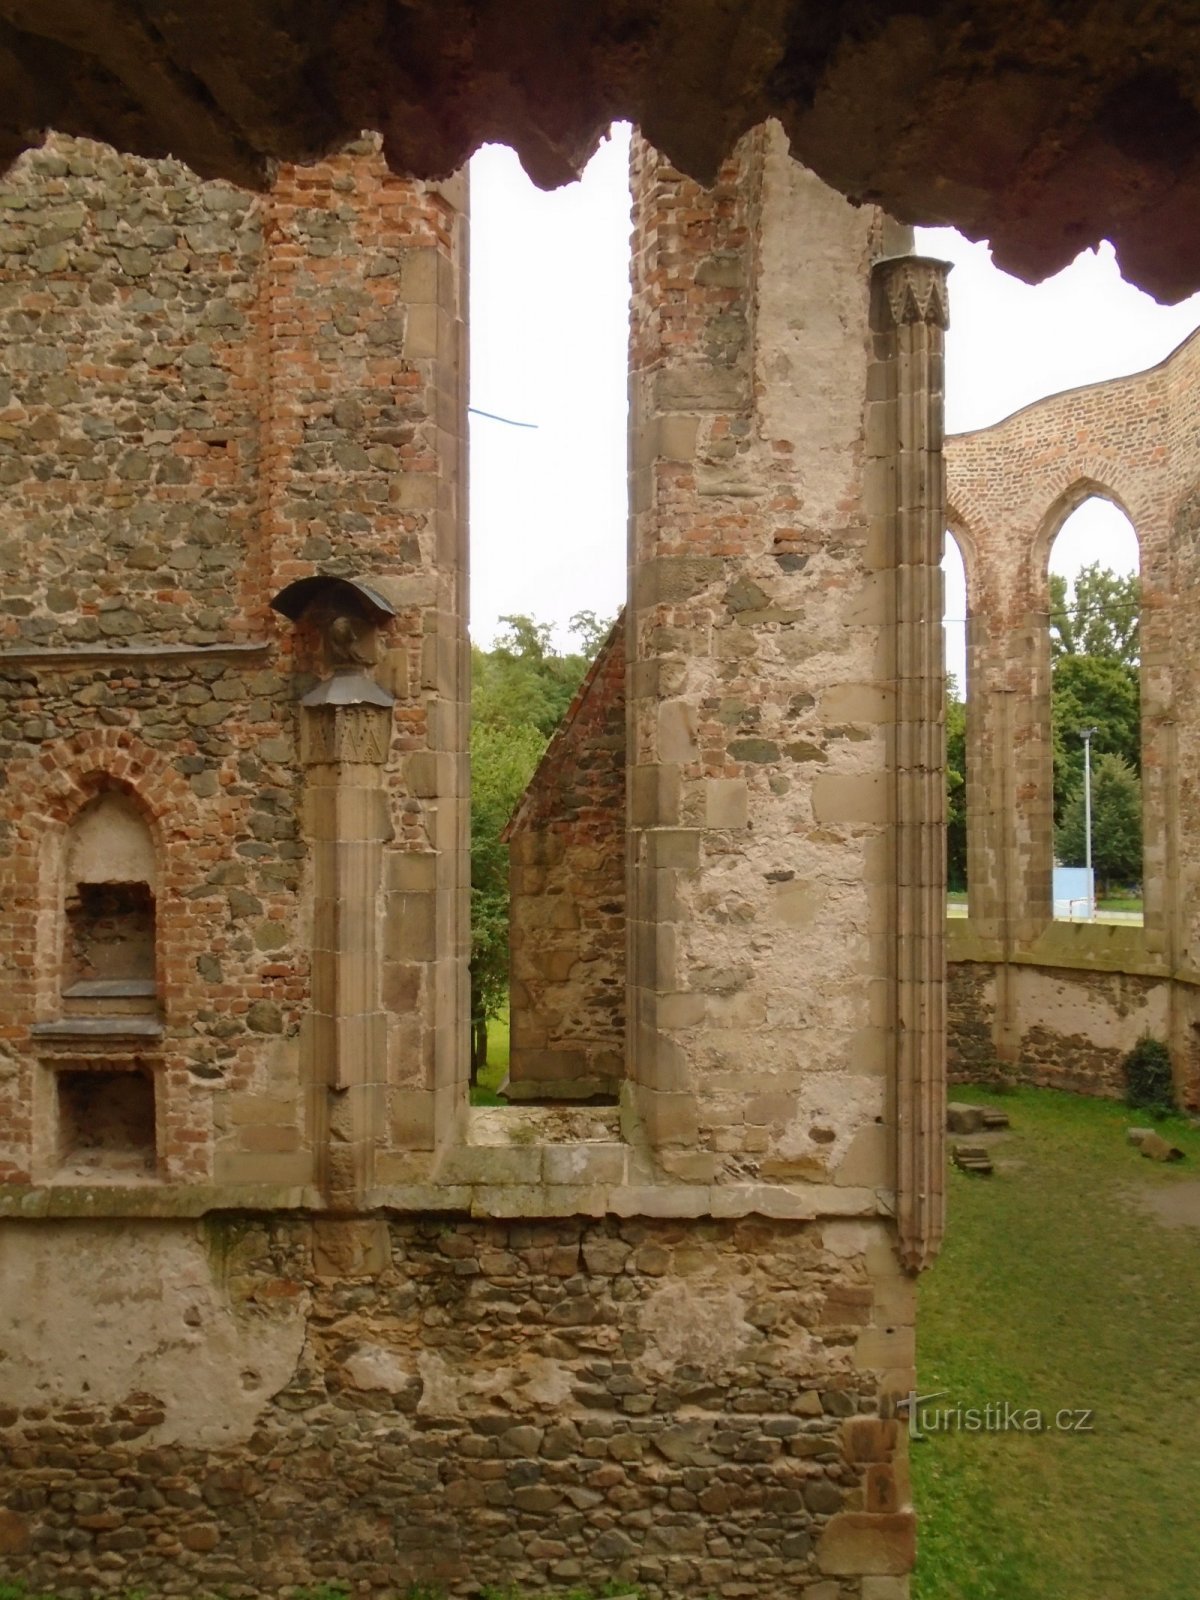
370,1180,892,1222
0,639,272,667
946,920,1186,982
0,1177,893,1223
0,1182,321,1218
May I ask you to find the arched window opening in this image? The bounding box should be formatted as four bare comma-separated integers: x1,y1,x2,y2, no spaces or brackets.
467,128,630,1106
61,790,159,1016
1047,497,1142,923
944,531,969,917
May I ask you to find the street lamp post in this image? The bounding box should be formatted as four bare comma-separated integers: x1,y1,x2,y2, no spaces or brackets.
1081,726,1098,916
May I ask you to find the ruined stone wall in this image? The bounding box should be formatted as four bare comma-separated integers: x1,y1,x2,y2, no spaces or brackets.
945,960,996,1081
0,138,266,646
625,128,932,1197
944,330,1200,1104
0,122,951,1599
0,132,467,1191
947,946,1167,1098
506,618,626,1102
0,1214,913,1597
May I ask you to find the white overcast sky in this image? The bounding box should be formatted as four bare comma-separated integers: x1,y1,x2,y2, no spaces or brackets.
469,123,1200,674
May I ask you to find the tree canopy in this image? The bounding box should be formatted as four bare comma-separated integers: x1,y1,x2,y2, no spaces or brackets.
470,717,547,1075
1051,651,1140,822
1049,563,1140,668
1055,751,1142,890
1047,563,1143,887
946,565,1144,895
472,611,608,738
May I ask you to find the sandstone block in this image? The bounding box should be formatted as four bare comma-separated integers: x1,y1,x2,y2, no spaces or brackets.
842,1416,899,1464
543,1144,627,1186
705,777,748,829
946,1101,985,1134
312,1218,390,1279
812,773,889,826
1138,1131,1184,1162
816,1512,916,1575
836,1122,890,1188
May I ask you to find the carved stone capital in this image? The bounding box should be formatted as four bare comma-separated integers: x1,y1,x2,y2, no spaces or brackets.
874,256,951,331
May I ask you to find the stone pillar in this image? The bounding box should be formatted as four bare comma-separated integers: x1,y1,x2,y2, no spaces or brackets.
625,132,768,1159
301,675,394,1207
627,126,923,1198
262,147,470,1166
870,256,951,1271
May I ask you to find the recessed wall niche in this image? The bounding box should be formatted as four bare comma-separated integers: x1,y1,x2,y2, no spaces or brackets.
61,790,158,1019
55,1063,157,1177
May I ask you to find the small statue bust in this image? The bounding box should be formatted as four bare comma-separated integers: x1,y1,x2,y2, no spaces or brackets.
326,612,377,670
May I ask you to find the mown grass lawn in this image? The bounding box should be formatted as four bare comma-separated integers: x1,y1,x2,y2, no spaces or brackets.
470,1009,510,1104
913,1086,1200,1600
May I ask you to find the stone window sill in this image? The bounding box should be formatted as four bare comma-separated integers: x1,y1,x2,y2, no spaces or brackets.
61,979,157,1001
32,1017,165,1041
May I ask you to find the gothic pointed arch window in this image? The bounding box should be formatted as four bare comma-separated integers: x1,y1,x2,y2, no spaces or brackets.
1046,495,1142,923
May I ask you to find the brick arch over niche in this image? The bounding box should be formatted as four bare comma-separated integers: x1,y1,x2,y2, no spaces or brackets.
14,730,198,1016
944,326,1200,1108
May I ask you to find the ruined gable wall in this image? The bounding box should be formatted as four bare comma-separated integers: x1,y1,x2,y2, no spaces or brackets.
944,330,1200,1104
506,617,627,1101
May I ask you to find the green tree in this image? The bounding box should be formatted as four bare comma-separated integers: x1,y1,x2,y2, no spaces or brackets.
1050,653,1140,822
1049,563,1140,666
946,676,967,892
566,608,612,659
473,613,609,738
1054,752,1142,892
469,718,546,1080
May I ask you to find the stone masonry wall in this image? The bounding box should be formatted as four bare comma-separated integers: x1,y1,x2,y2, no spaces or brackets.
947,954,1166,1097
0,1215,915,1597
945,328,1200,1107
945,962,995,1081
0,131,467,1190
0,138,265,646
0,122,943,1599
624,126,924,1193
505,618,626,1102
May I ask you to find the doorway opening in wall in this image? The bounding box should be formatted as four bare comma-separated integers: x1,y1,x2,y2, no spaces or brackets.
467,126,631,1105
1047,496,1142,924
943,531,969,918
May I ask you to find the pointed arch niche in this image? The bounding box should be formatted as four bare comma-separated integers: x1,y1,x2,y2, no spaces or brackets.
1045,494,1142,923
30,783,164,1182
61,788,159,1010
943,529,970,916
